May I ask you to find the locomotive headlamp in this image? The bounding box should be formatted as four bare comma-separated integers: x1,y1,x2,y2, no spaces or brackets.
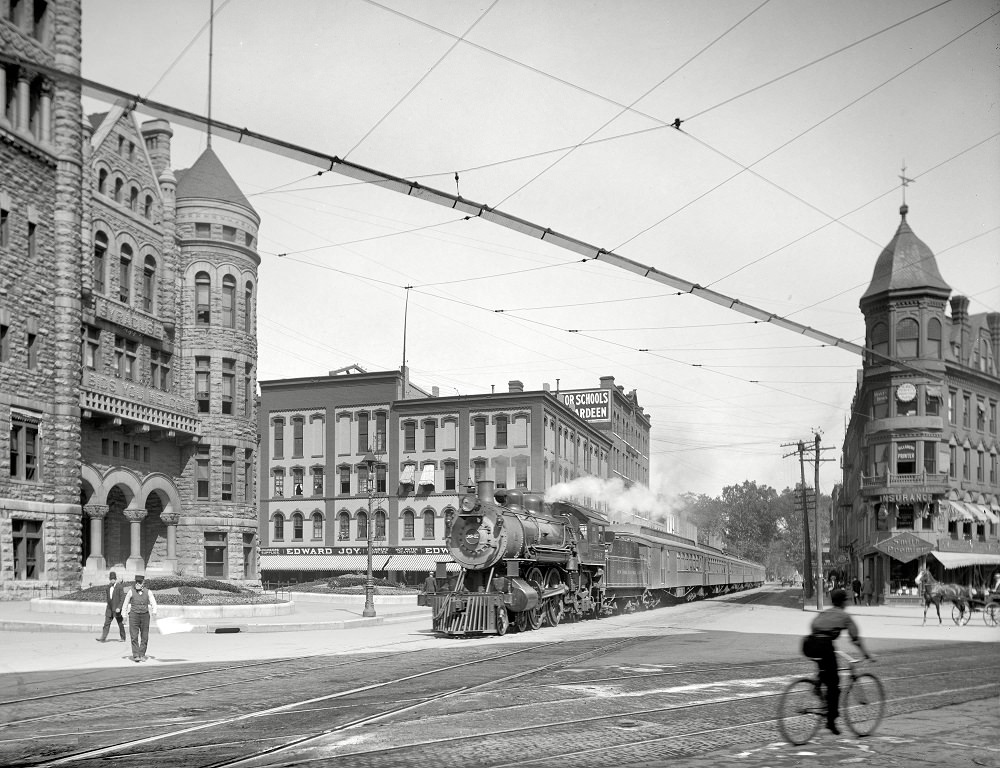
460,495,480,514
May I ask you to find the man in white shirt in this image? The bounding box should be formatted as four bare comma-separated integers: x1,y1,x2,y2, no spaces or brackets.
121,575,158,662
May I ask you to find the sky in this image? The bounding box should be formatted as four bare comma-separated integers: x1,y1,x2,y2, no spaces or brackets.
79,0,1000,500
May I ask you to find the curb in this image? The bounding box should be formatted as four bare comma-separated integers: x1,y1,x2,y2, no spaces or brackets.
0,608,432,634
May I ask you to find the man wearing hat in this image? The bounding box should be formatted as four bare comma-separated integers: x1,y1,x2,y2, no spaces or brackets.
121,574,158,662
96,571,126,643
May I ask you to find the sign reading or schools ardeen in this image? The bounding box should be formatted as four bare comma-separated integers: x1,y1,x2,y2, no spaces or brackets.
872,531,935,563
260,545,449,557
561,389,611,422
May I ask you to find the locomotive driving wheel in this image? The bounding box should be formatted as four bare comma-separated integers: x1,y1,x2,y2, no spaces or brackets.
496,606,510,636
544,569,564,627
524,566,545,630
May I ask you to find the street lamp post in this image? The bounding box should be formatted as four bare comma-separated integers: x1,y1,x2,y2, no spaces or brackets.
362,449,377,618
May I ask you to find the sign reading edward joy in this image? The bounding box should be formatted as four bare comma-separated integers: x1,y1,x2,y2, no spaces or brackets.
561,389,611,422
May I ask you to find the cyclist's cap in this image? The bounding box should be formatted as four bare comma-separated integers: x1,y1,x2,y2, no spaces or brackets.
831,588,848,606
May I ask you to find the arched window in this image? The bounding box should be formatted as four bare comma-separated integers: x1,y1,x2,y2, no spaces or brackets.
896,318,919,358
423,510,435,539
375,509,386,539
92,231,107,294
118,244,132,303
143,195,153,219
927,318,942,359
337,511,350,540
128,186,138,212
357,511,368,540
870,322,888,363
244,281,253,333
311,512,323,539
195,271,211,324
113,177,123,203
403,510,414,538
291,512,303,541
141,255,156,312
97,168,107,194
273,513,284,540
222,275,236,328
444,509,455,538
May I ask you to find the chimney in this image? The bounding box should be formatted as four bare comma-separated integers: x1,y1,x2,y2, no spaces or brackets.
542,382,550,392
951,295,970,361
508,380,523,393
988,313,1000,373
141,119,173,180
432,386,439,397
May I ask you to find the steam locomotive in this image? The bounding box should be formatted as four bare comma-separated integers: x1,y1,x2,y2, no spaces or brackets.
420,481,765,636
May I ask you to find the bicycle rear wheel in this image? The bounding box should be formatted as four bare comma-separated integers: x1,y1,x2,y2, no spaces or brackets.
777,678,823,745
843,673,886,737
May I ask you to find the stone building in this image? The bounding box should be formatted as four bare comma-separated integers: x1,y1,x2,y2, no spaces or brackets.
257,368,635,584
835,204,1000,603
1,1,260,594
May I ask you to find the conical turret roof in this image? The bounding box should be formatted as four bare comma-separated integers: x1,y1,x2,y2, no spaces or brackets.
860,205,950,305
175,147,257,216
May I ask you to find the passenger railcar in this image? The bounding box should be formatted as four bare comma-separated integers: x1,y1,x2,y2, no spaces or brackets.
421,481,764,636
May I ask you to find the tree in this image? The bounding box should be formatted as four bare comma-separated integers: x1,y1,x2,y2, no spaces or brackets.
718,480,780,562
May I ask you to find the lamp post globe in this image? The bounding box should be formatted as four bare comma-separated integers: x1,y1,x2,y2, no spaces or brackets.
362,450,377,618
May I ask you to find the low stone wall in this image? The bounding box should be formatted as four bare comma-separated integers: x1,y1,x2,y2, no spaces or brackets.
29,598,295,618
287,592,419,605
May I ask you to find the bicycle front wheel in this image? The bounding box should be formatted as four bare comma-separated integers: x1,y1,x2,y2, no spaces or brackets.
777,678,823,745
843,673,886,737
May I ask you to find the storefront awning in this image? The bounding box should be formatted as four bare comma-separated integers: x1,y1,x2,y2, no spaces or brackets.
978,505,999,525
385,554,460,572
959,501,990,523
931,551,1000,569
941,500,975,521
261,554,393,571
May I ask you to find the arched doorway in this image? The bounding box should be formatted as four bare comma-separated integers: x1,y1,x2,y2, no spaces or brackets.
105,486,132,568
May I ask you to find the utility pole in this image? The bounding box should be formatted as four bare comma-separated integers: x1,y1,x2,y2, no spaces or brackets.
808,430,835,611
783,440,813,600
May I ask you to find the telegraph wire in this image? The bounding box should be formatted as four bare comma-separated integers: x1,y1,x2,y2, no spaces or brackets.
613,9,1000,255
492,0,772,208
343,1,500,160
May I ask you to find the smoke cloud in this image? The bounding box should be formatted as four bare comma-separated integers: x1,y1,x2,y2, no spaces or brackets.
545,476,669,524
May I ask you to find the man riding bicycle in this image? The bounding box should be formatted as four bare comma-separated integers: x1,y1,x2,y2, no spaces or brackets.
802,588,874,734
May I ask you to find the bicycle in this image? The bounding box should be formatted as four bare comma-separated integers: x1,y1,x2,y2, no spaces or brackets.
777,651,886,745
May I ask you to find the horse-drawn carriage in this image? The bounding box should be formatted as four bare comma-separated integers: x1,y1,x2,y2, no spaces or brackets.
952,590,1000,627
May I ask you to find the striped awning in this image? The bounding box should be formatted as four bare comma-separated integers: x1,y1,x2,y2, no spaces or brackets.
931,551,1000,569
942,500,975,521
418,464,436,486
399,465,415,484
385,554,460,572
260,554,393,571
961,502,991,524
979,505,999,525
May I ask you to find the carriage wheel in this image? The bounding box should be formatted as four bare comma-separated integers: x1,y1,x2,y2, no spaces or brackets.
951,603,971,626
985,603,999,627
495,606,510,636
544,570,564,627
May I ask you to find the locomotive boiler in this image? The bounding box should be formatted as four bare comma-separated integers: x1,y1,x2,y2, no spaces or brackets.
423,480,764,637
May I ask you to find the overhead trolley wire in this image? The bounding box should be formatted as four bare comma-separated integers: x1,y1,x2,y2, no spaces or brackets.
8,53,975,381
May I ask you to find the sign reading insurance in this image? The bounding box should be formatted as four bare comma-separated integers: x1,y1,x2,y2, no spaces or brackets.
561,389,611,422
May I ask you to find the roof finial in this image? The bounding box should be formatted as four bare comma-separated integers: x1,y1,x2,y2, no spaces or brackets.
898,160,914,218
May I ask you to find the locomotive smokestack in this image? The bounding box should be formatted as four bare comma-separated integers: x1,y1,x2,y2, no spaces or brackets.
477,479,495,503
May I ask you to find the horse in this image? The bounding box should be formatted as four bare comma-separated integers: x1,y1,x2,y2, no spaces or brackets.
916,568,973,626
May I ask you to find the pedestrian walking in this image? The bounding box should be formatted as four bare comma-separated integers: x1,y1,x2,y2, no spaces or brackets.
422,571,437,594
862,575,874,606
121,574,158,662
851,576,862,605
96,571,126,643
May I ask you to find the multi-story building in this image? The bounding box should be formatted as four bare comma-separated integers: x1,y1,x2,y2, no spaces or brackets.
835,204,1000,603
1,1,261,595
257,369,634,584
